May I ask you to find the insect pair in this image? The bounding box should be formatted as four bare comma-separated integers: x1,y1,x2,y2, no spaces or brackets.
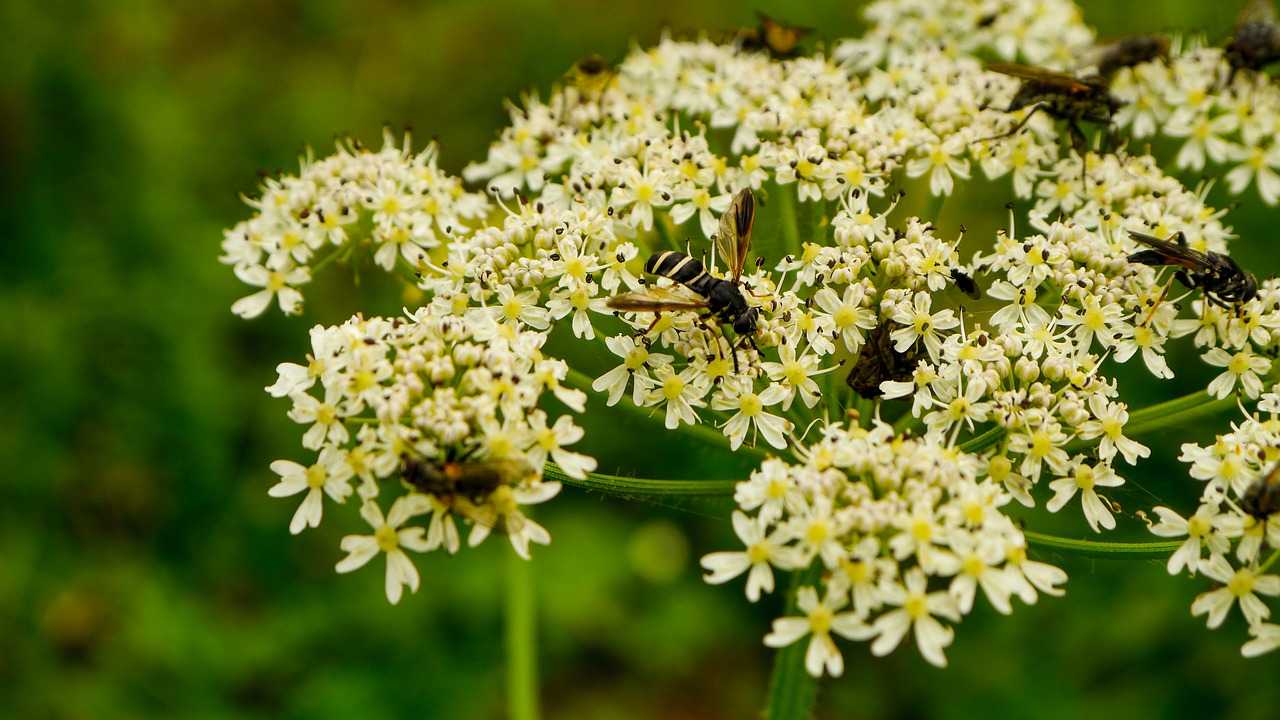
606,187,761,374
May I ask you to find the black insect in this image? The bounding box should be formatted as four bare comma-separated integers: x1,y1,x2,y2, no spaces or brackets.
403,453,531,500
1085,34,1170,78
1225,0,1280,82
402,452,536,532
846,323,920,400
734,12,812,58
1127,231,1258,310
1243,461,1280,524
607,187,761,373
950,268,982,300
978,61,1122,153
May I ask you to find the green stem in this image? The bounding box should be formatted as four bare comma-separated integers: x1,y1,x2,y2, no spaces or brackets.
544,462,738,497
919,191,946,225
310,244,349,275
1023,531,1182,559
505,550,539,720
1124,390,1238,438
958,425,1007,454
892,409,924,436
774,184,802,261
653,213,681,253
764,562,825,720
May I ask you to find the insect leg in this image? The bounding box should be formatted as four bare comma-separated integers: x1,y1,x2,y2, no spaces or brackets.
974,103,1049,144
697,313,735,374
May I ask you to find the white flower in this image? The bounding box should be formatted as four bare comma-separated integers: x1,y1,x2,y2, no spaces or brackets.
1243,622,1280,657
231,263,309,318
1045,458,1125,533
1191,555,1280,629
268,447,354,534
1149,504,1233,575
712,381,794,450
1203,346,1271,400
335,496,433,604
764,586,875,678
889,291,959,363
870,568,960,668
700,511,799,602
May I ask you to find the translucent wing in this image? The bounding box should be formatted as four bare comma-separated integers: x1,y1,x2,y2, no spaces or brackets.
1127,231,1212,270
715,187,755,281
986,61,1091,92
606,285,711,313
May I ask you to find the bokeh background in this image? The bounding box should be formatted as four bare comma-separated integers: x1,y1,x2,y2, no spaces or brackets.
5,1,1280,718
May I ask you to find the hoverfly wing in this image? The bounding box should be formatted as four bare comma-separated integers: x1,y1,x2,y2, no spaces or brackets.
1127,231,1210,270
716,187,755,281
986,61,1090,90
606,286,712,313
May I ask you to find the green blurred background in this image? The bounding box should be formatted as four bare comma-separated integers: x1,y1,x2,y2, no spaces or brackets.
4,1,1280,718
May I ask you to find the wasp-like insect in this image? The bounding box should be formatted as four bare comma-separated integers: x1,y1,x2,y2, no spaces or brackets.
846,323,920,399
402,452,537,532
1226,0,1280,81
1084,34,1170,78
607,187,761,373
733,12,812,58
1127,231,1258,310
978,61,1122,153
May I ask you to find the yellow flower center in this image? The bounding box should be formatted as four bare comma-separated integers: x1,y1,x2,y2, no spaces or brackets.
375,525,400,553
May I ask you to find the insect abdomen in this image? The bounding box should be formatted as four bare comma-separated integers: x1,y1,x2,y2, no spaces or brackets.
645,251,716,296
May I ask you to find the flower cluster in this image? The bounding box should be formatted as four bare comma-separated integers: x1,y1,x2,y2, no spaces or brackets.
266,311,595,603
221,129,490,318
702,421,1065,670
1149,394,1280,657
224,0,1280,676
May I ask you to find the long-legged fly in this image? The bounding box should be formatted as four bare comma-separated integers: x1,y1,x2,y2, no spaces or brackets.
977,62,1121,153
1127,231,1257,310
607,187,761,374
1225,0,1280,82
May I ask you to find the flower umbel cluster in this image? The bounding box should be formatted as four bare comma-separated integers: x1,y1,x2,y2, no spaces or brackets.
1150,397,1280,657
225,0,1280,689
221,129,490,318
703,421,1065,671
266,311,595,603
